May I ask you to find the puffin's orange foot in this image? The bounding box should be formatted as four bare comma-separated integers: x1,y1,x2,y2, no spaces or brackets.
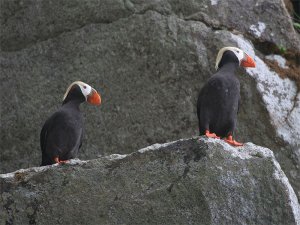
205,130,220,139
54,157,69,164
58,160,69,164
224,135,243,147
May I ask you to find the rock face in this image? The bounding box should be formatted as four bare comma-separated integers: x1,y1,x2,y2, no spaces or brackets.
1,137,300,225
1,0,299,200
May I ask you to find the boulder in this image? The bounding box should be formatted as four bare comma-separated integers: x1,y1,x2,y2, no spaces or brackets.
1,0,299,200
1,0,299,51
1,137,300,225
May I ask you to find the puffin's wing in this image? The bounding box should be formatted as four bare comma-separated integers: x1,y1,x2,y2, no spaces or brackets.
40,116,55,166
197,77,218,118
40,118,51,154
40,111,67,157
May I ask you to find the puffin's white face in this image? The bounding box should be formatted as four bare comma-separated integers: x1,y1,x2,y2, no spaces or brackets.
76,81,92,100
215,46,255,70
63,81,101,105
230,47,245,62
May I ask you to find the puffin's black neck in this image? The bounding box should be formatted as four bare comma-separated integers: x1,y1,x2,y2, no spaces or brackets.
62,99,83,110
218,62,239,74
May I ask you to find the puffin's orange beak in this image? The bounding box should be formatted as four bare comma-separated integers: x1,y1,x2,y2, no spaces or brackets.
87,89,101,105
241,54,256,68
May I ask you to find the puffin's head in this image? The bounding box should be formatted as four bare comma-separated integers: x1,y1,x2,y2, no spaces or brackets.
215,47,256,70
62,81,101,105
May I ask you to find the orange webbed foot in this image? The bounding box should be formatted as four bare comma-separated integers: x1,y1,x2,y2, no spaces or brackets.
224,135,243,147
58,160,69,164
205,130,220,139
54,157,69,164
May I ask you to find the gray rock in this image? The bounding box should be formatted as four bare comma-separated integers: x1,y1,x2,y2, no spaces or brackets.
1,0,299,51
1,0,300,201
1,137,299,225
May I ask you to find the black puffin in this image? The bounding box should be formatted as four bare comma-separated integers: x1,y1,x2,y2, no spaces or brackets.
40,81,101,166
197,47,255,146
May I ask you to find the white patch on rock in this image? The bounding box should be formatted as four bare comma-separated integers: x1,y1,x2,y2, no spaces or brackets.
0,159,88,178
202,136,300,219
204,137,248,158
138,140,178,153
249,22,266,38
105,154,128,160
0,165,56,179
273,160,300,224
231,34,300,147
210,0,219,5
265,54,288,69
203,137,274,160
138,137,204,154
66,158,88,165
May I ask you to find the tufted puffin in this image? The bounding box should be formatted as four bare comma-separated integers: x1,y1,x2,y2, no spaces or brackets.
197,47,255,146
40,81,101,166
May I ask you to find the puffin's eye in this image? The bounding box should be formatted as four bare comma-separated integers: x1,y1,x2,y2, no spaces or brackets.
237,50,240,53
83,86,87,89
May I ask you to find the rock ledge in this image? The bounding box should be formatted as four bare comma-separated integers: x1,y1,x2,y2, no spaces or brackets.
1,137,300,225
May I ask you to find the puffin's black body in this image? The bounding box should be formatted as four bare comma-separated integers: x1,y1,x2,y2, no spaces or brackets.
197,51,241,138
40,82,101,166
197,47,255,146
